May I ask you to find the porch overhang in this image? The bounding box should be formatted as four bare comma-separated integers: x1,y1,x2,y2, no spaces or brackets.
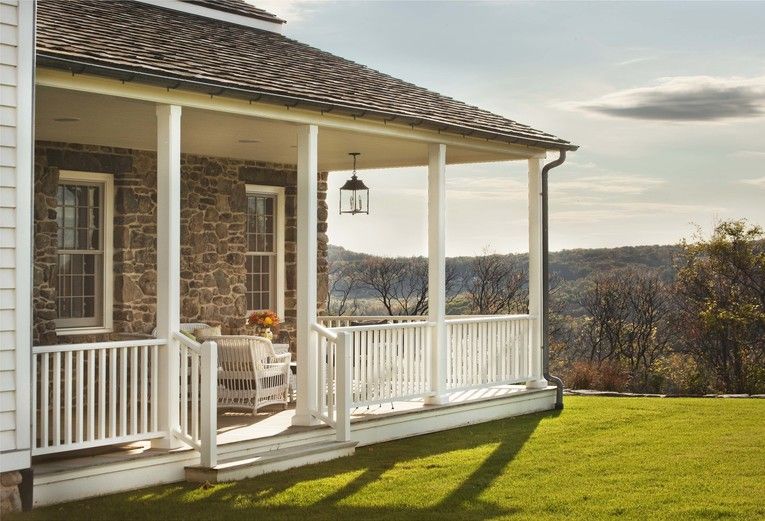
36,67,555,170
37,55,577,155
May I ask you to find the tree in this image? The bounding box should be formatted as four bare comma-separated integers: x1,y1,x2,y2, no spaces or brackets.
464,251,527,315
326,262,359,316
674,220,765,393
575,268,675,391
357,257,460,316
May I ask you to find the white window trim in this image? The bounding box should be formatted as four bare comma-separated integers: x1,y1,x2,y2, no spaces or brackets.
245,184,285,319
55,170,114,336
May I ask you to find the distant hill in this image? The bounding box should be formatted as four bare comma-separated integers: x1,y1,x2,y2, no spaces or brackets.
329,243,679,284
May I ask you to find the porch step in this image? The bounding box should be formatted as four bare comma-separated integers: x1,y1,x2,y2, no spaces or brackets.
185,440,357,483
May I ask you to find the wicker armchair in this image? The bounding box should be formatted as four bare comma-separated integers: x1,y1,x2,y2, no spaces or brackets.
205,335,291,413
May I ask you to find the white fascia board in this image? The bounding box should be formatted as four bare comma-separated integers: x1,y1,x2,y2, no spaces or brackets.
133,0,284,33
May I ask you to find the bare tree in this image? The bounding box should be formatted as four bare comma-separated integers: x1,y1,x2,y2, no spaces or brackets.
357,257,404,315
326,263,359,316
576,268,675,390
464,251,527,314
357,257,461,316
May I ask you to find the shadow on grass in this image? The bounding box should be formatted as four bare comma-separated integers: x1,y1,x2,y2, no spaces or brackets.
21,409,561,521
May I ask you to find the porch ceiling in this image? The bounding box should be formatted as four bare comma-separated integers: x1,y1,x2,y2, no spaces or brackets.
36,87,533,171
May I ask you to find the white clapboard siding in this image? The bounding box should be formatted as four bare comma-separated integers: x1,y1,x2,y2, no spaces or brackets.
0,0,33,471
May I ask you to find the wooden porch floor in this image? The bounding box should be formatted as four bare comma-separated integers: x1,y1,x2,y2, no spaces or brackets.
33,384,535,474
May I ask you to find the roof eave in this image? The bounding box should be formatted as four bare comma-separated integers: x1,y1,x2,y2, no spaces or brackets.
36,54,579,153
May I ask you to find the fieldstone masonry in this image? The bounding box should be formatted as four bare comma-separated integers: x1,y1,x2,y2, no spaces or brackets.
33,141,328,355
0,471,22,514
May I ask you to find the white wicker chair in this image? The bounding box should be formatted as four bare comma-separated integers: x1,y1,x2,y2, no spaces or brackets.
205,335,291,414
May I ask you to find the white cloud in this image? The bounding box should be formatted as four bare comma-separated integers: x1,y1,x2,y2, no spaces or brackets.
741,176,765,189
565,75,765,122
552,201,726,224
554,175,665,195
730,150,765,159
615,56,656,67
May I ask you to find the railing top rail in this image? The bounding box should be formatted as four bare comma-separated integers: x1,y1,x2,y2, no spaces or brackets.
33,337,166,354
174,331,204,354
318,314,501,322
445,314,536,325
332,320,433,332
312,322,339,341
318,315,423,321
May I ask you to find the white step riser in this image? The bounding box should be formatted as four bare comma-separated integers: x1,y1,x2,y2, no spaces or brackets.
217,429,334,460
186,446,355,483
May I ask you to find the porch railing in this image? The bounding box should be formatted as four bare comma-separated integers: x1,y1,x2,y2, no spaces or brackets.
334,320,432,407
318,315,424,328
445,315,535,390
174,333,218,467
32,338,165,455
311,323,352,442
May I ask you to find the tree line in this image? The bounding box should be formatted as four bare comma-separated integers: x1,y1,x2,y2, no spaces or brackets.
327,220,765,394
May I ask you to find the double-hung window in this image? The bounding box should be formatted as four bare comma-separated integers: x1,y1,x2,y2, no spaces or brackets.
245,186,284,316
55,171,113,333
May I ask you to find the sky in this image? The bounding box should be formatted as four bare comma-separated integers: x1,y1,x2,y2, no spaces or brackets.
254,0,765,257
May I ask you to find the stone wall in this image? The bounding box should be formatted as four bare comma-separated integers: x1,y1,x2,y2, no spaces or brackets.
0,471,21,514
33,141,328,353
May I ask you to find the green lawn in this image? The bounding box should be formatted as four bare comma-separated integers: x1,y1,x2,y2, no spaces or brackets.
15,397,765,521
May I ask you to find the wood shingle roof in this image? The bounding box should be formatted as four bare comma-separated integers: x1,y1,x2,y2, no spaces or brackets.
36,0,577,151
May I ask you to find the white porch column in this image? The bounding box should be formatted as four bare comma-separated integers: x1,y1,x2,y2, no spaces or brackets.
292,124,320,426
153,104,184,448
526,157,548,389
424,143,448,405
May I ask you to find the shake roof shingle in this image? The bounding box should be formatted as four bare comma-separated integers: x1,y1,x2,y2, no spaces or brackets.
36,0,576,151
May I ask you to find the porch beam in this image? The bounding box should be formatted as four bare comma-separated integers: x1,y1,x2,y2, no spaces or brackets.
292,124,320,426
526,157,548,389
153,104,184,448
36,68,546,159
425,143,448,404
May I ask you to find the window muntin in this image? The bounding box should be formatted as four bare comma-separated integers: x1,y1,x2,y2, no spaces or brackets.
55,174,112,332
245,193,277,311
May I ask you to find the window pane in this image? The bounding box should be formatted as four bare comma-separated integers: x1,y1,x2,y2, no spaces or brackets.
83,297,95,317
245,192,277,310
56,180,105,327
71,296,82,318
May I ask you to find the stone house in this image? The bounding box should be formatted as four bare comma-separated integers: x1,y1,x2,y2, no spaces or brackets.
0,0,576,512
32,141,330,350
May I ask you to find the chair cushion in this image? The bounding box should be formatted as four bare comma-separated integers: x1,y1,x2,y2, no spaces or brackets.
194,326,222,341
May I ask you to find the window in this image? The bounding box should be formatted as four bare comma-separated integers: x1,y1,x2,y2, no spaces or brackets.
245,185,284,316
55,171,113,334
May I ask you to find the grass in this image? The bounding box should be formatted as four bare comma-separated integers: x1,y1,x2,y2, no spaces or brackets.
13,397,765,521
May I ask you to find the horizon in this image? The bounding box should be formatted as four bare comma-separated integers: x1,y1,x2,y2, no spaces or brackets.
256,1,765,257
328,239,682,260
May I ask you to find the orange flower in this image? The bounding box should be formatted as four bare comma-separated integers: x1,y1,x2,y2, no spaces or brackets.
247,310,281,328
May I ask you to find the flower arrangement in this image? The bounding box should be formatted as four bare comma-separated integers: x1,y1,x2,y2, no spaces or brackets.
247,310,280,340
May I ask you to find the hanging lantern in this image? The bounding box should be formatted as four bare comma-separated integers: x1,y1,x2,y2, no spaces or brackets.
339,152,369,215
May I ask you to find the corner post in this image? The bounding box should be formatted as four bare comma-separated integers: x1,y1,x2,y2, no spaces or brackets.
425,143,448,405
526,157,548,389
335,331,352,442
200,340,218,467
292,124,320,426
153,104,184,448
